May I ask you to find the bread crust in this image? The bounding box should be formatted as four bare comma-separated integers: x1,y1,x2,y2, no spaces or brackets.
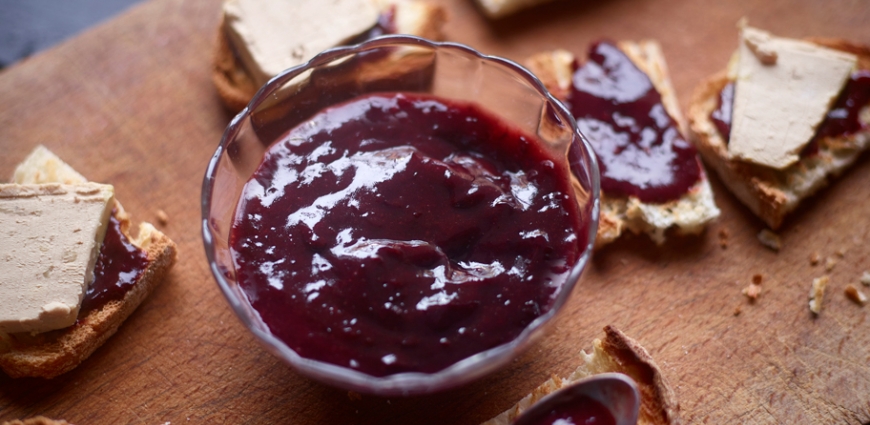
687,38,870,229
481,325,681,425
0,207,177,379
1,417,71,425
212,0,447,112
525,42,719,248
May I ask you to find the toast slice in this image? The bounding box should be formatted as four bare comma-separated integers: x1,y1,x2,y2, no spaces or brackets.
473,0,555,19
212,0,447,112
481,325,681,425
687,37,870,230
0,146,177,379
1,418,70,425
526,41,720,248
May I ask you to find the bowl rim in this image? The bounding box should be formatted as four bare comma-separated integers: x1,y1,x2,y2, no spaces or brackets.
201,34,601,395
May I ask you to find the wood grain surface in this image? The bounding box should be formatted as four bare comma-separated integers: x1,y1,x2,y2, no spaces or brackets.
1,0,869,423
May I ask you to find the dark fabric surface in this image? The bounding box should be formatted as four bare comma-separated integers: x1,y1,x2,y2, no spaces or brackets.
0,0,143,68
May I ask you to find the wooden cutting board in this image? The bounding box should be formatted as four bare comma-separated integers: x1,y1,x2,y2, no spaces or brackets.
1,0,868,423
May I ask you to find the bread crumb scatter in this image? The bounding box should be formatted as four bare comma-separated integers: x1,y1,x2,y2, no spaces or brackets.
156,209,169,226
757,229,781,251
809,252,820,266
718,228,729,249
742,283,762,301
809,276,829,314
825,257,837,272
845,284,867,306
861,271,870,286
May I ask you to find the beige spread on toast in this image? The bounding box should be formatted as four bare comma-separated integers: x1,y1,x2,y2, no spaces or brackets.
0,146,177,379
728,25,857,169
525,41,719,248
481,326,681,425
0,183,114,334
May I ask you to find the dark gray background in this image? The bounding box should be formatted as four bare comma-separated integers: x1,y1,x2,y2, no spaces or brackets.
0,0,143,68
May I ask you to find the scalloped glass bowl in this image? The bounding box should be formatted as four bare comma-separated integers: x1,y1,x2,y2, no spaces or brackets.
202,35,600,396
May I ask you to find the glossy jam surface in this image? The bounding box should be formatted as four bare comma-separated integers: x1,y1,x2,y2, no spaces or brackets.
712,71,870,157
815,70,870,140
567,41,701,203
230,93,586,376
80,212,150,313
711,81,734,141
520,395,616,425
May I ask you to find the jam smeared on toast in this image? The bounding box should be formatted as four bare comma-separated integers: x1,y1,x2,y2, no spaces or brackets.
712,71,870,158
517,395,616,425
567,41,702,203
711,81,734,141
80,212,149,314
230,93,586,376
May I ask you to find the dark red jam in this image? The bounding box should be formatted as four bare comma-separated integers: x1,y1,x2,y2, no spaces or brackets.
711,71,870,157
710,81,734,141
80,212,150,314
566,41,701,203
516,395,616,425
230,93,587,376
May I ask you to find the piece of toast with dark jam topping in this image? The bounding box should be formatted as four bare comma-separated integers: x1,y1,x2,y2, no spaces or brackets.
0,146,177,379
526,41,720,248
687,31,870,230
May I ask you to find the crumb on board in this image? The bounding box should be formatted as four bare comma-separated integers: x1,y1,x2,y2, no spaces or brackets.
809,252,820,266
835,248,846,258
845,284,867,306
742,283,762,302
861,271,870,287
733,306,742,316
752,274,763,285
809,276,829,315
156,209,169,226
825,257,837,272
757,229,781,251
718,228,729,249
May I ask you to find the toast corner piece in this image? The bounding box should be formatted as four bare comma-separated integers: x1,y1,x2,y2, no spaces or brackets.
480,325,681,425
572,326,682,425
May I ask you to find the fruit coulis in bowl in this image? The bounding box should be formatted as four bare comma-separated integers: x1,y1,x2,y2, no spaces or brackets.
229,92,588,376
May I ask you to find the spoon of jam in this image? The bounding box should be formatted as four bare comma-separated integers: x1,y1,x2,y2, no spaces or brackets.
511,373,640,425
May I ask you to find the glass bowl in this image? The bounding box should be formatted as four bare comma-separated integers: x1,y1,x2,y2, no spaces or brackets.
202,35,600,396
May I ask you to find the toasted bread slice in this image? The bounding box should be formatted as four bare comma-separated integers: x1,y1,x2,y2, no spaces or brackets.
481,325,681,425
212,0,447,112
1,418,71,425
0,147,177,379
473,0,555,19
687,38,870,230
526,41,720,248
